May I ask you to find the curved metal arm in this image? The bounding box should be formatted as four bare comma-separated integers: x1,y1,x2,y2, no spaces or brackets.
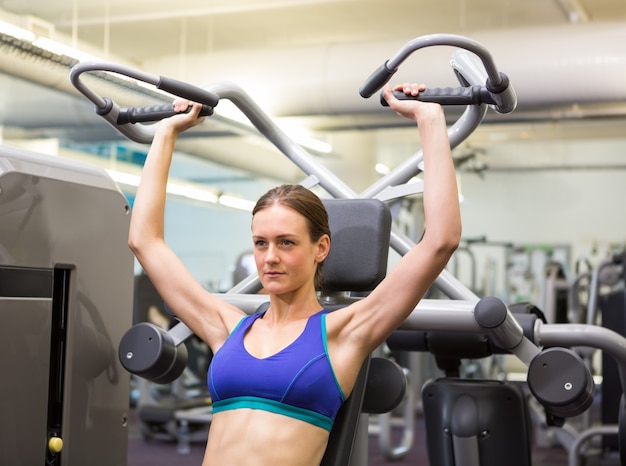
69,61,219,144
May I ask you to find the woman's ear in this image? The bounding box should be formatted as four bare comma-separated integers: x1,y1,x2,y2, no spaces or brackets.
316,234,331,263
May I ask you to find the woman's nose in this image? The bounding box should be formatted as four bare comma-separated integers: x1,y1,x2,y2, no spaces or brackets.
265,244,279,263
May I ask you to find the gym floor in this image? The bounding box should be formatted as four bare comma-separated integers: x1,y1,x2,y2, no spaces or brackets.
126,408,569,465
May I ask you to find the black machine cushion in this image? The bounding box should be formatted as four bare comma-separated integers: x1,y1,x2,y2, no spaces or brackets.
321,198,391,293
422,378,532,466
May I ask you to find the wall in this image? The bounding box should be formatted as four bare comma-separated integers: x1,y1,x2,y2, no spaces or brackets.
454,136,626,305
164,199,254,292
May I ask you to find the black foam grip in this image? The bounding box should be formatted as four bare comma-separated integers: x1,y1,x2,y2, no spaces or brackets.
359,62,397,98
157,76,219,107
117,103,213,124
380,85,494,107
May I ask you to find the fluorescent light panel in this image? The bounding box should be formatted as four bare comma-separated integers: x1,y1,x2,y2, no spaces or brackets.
219,194,256,211
106,169,254,211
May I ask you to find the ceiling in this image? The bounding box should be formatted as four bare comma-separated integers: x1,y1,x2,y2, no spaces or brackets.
1,0,621,60
0,0,626,184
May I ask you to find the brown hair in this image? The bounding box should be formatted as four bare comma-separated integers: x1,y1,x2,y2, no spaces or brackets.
253,184,330,289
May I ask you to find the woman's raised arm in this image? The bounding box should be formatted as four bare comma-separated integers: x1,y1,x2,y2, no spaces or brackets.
128,101,244,350
335,83,462,356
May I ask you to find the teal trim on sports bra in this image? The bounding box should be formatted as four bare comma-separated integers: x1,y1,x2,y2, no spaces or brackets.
321,313,346,401
228,315,247,336
211,396,334,432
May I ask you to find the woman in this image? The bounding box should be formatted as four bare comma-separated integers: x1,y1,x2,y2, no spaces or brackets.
128,82,461,465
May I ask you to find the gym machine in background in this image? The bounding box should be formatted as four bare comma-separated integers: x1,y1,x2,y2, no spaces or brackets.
0,145,134,465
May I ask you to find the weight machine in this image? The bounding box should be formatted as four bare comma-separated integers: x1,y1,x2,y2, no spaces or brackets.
0,145,134,465
70,34,626,465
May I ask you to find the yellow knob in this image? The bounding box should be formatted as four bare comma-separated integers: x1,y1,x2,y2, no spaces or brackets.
48,437,63,454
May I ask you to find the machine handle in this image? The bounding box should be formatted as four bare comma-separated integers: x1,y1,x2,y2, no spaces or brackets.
69,62,220,110
377,74,515,116
156,76,219,108
117,103,214,124
358,62,397,99
359,33,517,114
69,61,221,143
380,85,496,107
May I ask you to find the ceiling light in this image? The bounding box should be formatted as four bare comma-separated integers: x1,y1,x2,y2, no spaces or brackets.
214,104,332,154
0,20,35,42
294,135,332,154
375,163,390,175
166,182,219,204
108,169,233,207
219,194,255,211
278,121,332,154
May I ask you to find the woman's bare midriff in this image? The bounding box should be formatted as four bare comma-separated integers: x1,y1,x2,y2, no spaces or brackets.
202,409,330,466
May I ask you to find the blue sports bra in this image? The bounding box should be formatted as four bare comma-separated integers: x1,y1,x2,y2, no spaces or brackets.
207,310,345,432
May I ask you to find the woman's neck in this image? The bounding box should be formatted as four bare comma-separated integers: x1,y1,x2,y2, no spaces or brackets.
265,292,322,324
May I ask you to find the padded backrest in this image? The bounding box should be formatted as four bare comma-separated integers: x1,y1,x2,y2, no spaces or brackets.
318,199,392,466
320,198,392,293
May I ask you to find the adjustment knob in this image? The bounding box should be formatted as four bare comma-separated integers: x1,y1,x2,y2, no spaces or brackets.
48,436,63,454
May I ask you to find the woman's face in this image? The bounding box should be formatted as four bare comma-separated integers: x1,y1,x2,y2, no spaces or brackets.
252,204,327,296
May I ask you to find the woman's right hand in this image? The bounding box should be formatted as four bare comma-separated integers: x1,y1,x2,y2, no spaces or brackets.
158,99,207,136
383,83,444,124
